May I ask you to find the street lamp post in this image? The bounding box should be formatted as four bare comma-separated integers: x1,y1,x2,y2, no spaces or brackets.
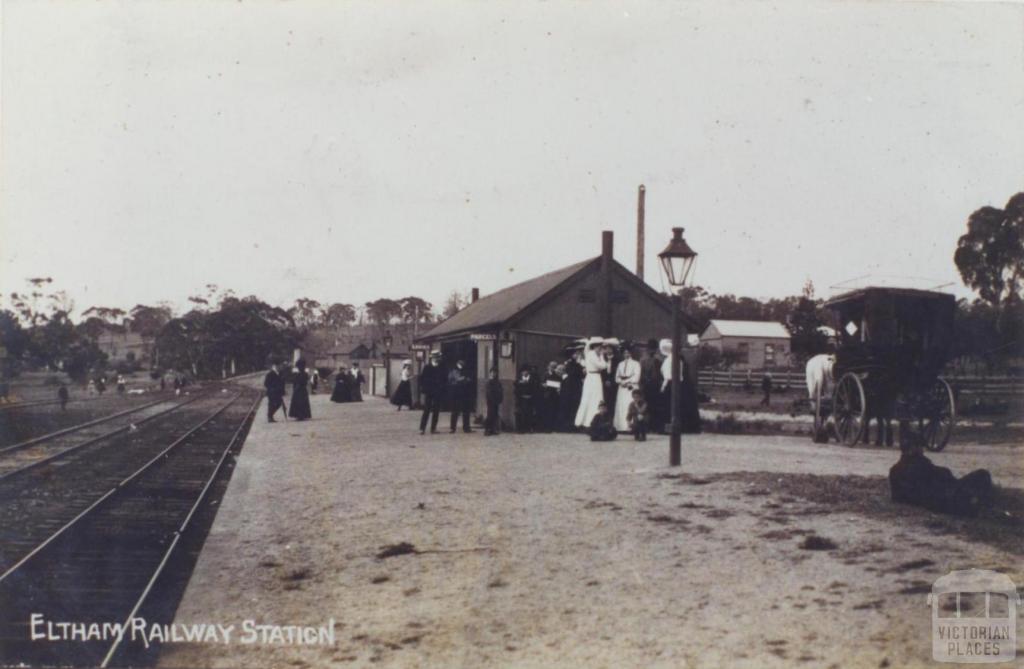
382,331,393,398
658,227,698,467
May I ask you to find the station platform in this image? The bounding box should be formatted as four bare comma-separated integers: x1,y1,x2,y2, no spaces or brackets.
156,393,1022,669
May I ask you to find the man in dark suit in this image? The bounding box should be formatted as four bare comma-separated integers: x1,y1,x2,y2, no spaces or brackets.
447,359,473,433
419,352,446,435
263,360,286,423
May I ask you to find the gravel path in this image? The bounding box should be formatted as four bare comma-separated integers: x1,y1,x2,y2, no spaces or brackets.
158,395,1022,669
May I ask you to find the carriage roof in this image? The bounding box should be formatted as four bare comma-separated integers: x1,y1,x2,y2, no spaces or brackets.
824,286,955,312
824,286,956,364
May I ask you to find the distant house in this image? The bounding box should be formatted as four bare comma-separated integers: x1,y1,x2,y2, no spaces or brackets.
309,323,417,370
93,327,153,366
699,320,792,369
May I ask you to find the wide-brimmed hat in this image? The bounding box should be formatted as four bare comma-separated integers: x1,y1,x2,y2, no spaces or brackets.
587,336,605,347
603,337,621,347
429,350,442,358
402,360,412,366
659,338,673,356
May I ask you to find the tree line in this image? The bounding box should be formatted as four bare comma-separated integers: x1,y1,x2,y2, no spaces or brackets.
2,191,1020,379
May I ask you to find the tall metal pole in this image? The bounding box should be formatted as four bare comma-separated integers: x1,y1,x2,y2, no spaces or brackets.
636,185,646,280
670,292,682,466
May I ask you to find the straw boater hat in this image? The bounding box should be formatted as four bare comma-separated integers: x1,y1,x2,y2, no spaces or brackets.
402,360,411,367
587,336,605,347
430,350,442,358
603,337,621,348
659,338,673,356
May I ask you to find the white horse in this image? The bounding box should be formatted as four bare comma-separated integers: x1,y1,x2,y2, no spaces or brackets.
805,353,835,402
805,354,836,441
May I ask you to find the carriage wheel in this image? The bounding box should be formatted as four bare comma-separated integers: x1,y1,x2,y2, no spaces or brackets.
922,378,956,452
832,373,866,447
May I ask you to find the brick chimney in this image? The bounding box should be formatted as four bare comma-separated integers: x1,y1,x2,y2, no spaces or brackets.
601,230,614,271
471,287,480,303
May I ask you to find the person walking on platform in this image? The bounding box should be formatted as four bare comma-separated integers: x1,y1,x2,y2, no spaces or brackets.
391,360,414,410
613,347,641,432
559,349,584,431
288,359,312,421
263,360,286,423
350,363,365,402
448,359,473,433
310,368,320,394
419,352,446,434
760,372,773,407
574,337,608,429
640,339,664,432
660,342,702,434
330,366,351,403
540,361,562,432
484,368,503,436
514,365,540,433
58,383,69,411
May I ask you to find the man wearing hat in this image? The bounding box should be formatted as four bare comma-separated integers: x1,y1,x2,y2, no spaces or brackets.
418,351,446,434
263,359,287,423
640,338,664,432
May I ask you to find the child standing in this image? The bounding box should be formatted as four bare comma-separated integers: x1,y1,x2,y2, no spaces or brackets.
588,401,618,442
626,389,649,442
484,368,503,436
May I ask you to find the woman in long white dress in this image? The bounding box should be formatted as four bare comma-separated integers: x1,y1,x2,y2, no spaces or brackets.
613,348,641,432
574,337,608,429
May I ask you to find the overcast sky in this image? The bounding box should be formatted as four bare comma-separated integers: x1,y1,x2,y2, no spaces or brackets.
2,1,1022,318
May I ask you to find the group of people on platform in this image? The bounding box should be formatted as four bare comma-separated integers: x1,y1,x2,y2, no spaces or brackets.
412,336,701,442
263,359,367,422
262,336,702,441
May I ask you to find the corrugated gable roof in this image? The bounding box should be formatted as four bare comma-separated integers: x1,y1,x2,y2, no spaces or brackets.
705,320,791,339
419,258,596,339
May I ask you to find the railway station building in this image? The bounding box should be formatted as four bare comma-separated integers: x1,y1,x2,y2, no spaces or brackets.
414,231,699,426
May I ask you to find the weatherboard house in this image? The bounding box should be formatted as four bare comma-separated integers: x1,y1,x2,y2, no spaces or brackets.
699,319,793,369
414,231,699,427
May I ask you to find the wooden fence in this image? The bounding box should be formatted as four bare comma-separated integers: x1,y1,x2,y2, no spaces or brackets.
697,369,1024,397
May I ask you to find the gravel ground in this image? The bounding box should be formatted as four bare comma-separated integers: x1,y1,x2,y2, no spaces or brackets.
158,395,1022,669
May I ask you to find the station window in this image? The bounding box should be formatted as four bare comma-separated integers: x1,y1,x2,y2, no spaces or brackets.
764,343,775,364
736,343,749,363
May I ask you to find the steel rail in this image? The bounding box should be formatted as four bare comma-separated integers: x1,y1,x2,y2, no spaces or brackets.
0,394,209,484
0,392,244,585
1,397,170,455
99,391,263,668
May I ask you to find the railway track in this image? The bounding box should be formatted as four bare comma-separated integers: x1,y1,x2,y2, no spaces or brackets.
0,388,262,668
0,395,205,480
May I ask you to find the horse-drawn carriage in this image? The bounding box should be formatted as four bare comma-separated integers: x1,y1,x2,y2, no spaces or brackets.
811,287,957,450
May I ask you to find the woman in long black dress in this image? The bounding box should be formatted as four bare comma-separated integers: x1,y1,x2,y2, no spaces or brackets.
559,350,584,431
288,359,312,420
330,366,351,403
390,361,414,410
